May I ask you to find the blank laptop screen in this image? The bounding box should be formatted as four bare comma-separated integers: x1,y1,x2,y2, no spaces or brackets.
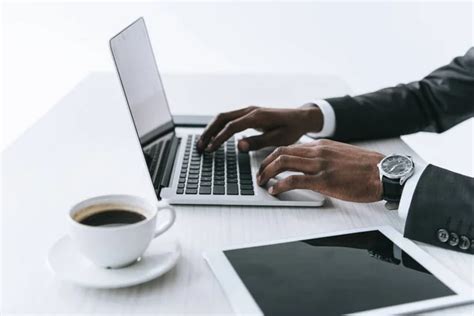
110,18,173,144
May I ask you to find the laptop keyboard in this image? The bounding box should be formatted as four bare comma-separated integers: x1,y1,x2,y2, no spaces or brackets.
177,135,255,195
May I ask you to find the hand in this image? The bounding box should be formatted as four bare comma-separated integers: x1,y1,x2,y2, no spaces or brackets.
197,105,323,152
257,139,385,202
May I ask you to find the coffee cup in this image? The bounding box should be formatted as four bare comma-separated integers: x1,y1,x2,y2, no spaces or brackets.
68,194,175,269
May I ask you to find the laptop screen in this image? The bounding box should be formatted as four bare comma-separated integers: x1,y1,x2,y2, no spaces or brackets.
110,18,174,145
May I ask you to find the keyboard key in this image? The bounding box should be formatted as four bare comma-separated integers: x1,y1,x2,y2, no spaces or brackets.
213,186,225,195
240,184,254,190
176,188,184,194
186,183,198,189
199,187,211,195
241,190,255,195
178,183,185,188
200,182,211,187
240,179,252,184
187,179,198,184
185,188,197,194
227,184,239,195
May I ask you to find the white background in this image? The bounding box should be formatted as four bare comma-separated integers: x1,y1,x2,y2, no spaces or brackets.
2,0,473,175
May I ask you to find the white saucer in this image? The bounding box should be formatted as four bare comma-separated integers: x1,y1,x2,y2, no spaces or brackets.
48,235,180,289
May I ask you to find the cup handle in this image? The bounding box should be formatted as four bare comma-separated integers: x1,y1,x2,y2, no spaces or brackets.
153,201,176,239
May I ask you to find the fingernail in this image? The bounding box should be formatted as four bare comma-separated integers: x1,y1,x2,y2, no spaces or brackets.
257,175,261,184
205,143,213,152
238,140,249,152
268,186,274,195
197,139,203,149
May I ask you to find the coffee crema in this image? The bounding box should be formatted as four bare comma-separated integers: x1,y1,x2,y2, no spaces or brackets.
73,204,148,227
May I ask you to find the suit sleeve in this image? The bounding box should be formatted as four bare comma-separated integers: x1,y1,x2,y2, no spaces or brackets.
403,165,474,254
325,48,474,141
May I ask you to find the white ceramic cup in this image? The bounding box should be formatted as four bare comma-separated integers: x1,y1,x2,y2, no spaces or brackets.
68,194,175,269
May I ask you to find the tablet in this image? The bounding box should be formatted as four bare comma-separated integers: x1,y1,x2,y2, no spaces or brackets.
204,226,472,315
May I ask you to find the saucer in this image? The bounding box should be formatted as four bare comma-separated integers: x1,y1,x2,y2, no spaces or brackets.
48,235,180,289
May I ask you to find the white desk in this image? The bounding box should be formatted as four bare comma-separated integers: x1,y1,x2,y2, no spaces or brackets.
2,73,472,314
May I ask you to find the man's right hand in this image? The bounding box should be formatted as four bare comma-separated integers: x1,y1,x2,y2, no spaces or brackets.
197,105,324,153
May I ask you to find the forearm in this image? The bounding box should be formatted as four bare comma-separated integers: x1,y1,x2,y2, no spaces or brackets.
324,48,474,142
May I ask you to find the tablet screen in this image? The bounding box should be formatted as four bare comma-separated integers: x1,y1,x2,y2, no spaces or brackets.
224,230,455,315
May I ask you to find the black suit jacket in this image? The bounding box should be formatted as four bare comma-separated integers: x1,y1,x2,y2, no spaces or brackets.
325,48,474,254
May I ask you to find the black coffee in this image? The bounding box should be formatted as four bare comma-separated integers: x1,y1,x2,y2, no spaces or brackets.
79,209,147,227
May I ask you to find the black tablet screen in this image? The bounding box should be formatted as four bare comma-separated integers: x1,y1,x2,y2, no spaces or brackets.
224,230,454,315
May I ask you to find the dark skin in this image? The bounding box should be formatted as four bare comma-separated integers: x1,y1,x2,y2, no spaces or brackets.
197,106,385,202
197,106,324,152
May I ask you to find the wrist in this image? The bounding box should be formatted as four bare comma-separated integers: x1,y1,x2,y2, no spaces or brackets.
300,103,323,133
374,154,385,201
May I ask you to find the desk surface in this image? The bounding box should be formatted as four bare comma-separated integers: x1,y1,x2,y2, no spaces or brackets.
2,73,472,314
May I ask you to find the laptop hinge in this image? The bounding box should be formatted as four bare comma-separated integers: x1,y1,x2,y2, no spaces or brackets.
141,122,175,147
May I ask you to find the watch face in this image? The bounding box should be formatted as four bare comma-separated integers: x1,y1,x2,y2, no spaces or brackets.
381,155,413,178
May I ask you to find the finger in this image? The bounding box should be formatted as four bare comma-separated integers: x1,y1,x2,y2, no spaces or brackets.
258,146,315,175
268,175,316,195
238,129,281,152
197,106,256,151
206,111,258,152
258,155,322,185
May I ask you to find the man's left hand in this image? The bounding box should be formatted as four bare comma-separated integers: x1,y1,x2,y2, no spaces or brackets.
257,139,385,202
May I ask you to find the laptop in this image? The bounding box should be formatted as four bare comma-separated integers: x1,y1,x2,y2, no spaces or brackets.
110,17,324,207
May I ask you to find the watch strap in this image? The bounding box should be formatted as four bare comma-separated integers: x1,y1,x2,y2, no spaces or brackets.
382,176,404,203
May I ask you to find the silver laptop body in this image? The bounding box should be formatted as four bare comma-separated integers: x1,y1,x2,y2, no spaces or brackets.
110,18,324,207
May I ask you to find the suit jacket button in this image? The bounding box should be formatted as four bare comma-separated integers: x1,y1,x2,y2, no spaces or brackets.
437,229,449,243
458,236,470,250
449,232,459,247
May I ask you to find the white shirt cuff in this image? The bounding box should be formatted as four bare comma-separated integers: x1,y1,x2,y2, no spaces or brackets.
398,163,428,220
306,99,336,138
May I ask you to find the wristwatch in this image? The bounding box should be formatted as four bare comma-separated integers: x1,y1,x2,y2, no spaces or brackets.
377,154,415,210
